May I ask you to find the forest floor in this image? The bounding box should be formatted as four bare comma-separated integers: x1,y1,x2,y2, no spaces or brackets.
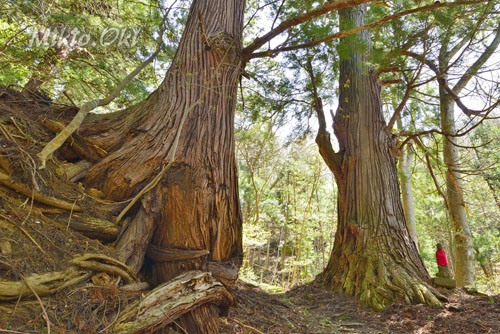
219,280,500,334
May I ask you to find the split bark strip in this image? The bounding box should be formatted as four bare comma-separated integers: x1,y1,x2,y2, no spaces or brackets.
37,28,166,170
0,171,81,211
112,271,233,334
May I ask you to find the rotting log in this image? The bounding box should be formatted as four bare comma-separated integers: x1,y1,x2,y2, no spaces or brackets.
112,271,233,334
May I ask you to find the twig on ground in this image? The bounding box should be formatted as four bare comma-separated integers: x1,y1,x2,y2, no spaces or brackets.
21,274,51,334
0,213,45,254
232,319,265,334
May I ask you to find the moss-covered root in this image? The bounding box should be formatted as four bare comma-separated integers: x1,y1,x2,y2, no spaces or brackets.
324,258,446,312
358,268,444,312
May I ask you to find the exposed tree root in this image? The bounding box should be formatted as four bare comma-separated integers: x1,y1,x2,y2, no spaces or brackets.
37,27,166,170
115,207,156,273
61,160,93,182
112,271,233,334
0,268,90,301
43,119,105,163
0,170,82,211
64,215,118,241
71,253,137,284
323,253,446,312
0,253,136,301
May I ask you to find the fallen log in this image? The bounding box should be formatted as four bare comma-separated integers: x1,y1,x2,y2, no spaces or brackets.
112,271,233,334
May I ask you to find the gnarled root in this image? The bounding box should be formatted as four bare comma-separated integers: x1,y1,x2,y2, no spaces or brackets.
0,268,89,301
323,254,446,312
0,253,137,301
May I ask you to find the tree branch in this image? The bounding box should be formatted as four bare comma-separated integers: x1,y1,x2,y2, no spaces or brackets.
402,50,497,117
453,22,500,95
247,0,490,60
386,34,429,132
242,0,373,58
303,55,343,178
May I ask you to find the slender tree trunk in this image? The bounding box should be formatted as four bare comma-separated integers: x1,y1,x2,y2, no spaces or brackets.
398,143,418,248
320,5,441,311
439,89,475,288
281,171,290,287
83,1,245,332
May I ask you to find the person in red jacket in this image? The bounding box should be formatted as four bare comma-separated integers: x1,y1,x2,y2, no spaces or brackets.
436,243,453,278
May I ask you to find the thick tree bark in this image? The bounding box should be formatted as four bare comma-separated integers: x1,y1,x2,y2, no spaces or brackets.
83,0,245,332
439,91,475,288
320,5,441,311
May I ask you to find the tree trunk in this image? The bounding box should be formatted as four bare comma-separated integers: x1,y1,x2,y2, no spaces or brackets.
320,5,441,311
439,91,475,288
398,143,418,248
83,0,245,332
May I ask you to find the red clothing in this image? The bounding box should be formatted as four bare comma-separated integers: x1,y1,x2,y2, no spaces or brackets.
436,249,448,266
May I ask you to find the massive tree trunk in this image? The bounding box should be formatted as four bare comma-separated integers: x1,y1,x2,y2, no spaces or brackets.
439,90,475,288
82,0,245,332
319,5,441,311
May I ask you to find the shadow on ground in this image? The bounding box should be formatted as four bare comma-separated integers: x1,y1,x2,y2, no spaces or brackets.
220,280,500,334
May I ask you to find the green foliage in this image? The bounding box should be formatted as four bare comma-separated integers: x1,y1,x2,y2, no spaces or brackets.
0,0,185,106
237,110,337,289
